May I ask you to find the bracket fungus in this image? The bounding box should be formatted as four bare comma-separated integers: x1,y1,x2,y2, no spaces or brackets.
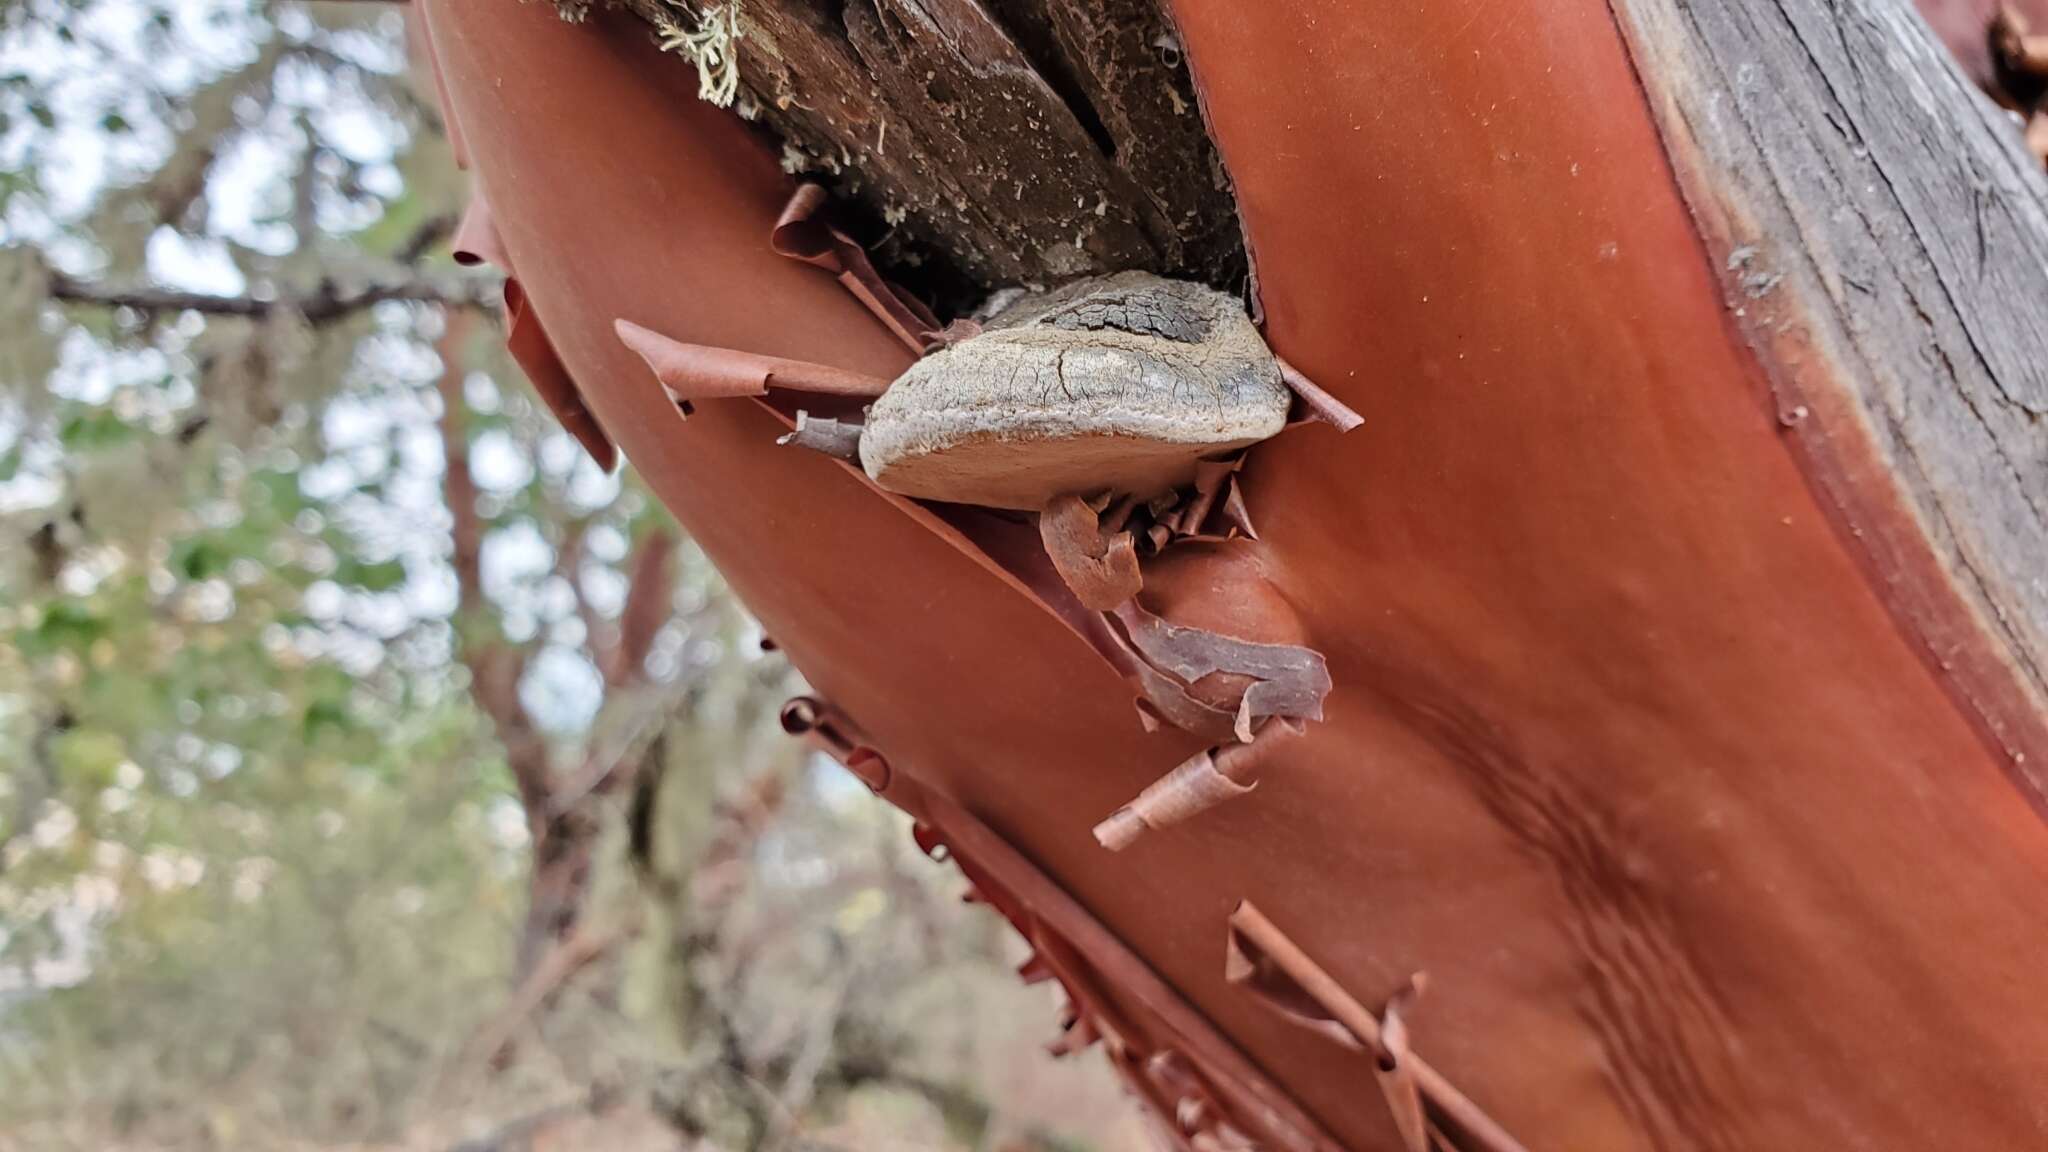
609,189,1355,849
858,272,1295,510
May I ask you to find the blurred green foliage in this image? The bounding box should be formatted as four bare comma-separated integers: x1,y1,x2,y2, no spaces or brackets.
0,0,699,1143
0,2,1138,1147
0,4,1140,1152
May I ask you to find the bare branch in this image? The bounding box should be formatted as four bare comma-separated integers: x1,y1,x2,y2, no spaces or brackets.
291,115,322,248
435,310,552,823
394,211,460,265
462,922,621,1073
48,268,500,324
438,323,486,612
606,527,676,690
554,517,610,664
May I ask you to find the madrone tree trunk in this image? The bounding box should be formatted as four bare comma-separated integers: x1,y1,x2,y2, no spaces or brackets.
417,2,2048,1149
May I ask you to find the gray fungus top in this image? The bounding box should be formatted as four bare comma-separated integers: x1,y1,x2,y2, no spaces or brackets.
859,272,1292,510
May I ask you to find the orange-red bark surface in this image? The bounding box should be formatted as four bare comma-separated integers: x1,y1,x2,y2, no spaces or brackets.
417,3,2048,1147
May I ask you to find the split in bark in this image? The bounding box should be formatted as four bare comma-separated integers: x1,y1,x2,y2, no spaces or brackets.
605,0,1245,311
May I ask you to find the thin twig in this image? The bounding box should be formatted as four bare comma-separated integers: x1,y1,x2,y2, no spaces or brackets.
48,269,499,323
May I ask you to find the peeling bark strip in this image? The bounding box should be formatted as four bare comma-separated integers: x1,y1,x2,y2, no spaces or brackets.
1608,0,2048,787
611,0,1243,298
771,182,939,354
614,319,893,401
1092,718,1299,850
1225,903,1530,1152
799,731,1346,1152
1089,592,1331,842
776,410,865,459
1040,494,1144,609
507,279,618,470
1371,990,1432,1152
1092,748,1253,850
1112,600,1331,736
1277,358,1365,432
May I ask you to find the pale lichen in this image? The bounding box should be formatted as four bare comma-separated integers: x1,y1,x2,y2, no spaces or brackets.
650,2,744,109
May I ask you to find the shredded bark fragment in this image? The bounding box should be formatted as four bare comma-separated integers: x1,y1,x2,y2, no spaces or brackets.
1063,456,1257,559
1041,494,1145,611
614,318,892,403
1122,657,1240,744
1237,678,1326,743
1144,1051,1260,1152
1047,1005,1102,1057
451,189,510,270
1101,492,1142,535
786,708,1342,1152
1094,750,1253,851
1180,458,1232,531
1111,600,1332,730
1219,477,1257,539
1192,456,1259,540
1093,721,1300,850
1375,984,1432,1152
770,182,939,354
839,747,891,793
1114,599,1325,689
928,317,984,347
775,409,864,460
778,696,862,764
442,181,613,472
1277,356,1365,432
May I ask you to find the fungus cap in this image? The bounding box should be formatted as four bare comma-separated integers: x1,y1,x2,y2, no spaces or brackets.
860,272,1291,510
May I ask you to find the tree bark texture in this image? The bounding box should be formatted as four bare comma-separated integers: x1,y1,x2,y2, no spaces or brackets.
615,0,1244,305
419,2,2048,1149
1612,0,2048,819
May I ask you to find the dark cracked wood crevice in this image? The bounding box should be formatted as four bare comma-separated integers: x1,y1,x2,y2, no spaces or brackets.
1609,0,2048,783
598,0,1245,315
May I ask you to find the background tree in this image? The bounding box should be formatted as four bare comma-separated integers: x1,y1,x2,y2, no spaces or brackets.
0,4,1138,1149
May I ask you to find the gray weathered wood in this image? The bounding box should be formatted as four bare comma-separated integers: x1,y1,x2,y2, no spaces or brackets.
593,0,2048,773
608,0,1242,303
1612,0,2048,773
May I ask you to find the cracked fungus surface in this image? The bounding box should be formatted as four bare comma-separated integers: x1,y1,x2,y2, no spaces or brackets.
861,273,1291,508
